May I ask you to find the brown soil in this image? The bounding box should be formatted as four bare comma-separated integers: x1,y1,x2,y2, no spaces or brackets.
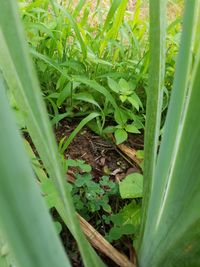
55,119,143,181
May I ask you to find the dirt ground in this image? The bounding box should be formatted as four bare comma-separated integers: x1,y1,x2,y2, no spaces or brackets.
55,119,143,181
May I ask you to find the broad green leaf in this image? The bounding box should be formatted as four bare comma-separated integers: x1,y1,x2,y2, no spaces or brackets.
127,96,140,111
111,201,141,228
74,76,124,124
125,124,140,134
108,227,125,241
118,78,130,93
107,77,121,93
136,150,144,160
114,108,128,125
119,173,143,199
102,126,116,134
107,201,141,242
114,128,128,145
73,92,101,110
119,95,127,102
66,159,92,173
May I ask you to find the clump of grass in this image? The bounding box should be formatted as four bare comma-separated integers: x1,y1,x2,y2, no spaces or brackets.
19,0,182,147
20,0,148,142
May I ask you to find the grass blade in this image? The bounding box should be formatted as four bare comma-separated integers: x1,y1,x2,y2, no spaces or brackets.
53,2,87,59
0,232,15,267
73,0,87,18
0,77,71,267
102,0,121,32
60,112,100,153
99,0,129,57
139,1,200,266
140,0,167,236
0,1,104,266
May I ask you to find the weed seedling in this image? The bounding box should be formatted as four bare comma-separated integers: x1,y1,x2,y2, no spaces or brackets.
72,174,118,218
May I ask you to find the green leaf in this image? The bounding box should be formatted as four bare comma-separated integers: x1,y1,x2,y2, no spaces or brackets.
102,203,112,213
57,83,71,107
118,78,130,93
125,124,140,134
139,2,200,267
114,108,128,125
102,0,121,32
121,224,135,235
74,76,124,124
119,173,143,199
136,150,144,159
60,112,100,153
53,3,87,58
119,95,127,102
139,0,167,247
53,221,62,235
107,77,121,93
102,126,116,134
114,129,128,145
0,1,104,266
0,233,15,267
73,92,101,110
108,227,123,241
99,0,129,56
73,0,86,18
0,77,71,267
66,159,92,173
106,201,141,242
127,95,140,111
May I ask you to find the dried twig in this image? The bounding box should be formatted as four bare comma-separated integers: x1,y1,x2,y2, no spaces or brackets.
77,214,136,267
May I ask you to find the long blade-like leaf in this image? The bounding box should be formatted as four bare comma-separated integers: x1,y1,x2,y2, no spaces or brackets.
139,1,200,266
0,1,104,266
140,0,167,237
50,0,87,58
99,0,129,57
0,77,71,267
60,112,100,153
102,0,121,32
0,232,15,267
